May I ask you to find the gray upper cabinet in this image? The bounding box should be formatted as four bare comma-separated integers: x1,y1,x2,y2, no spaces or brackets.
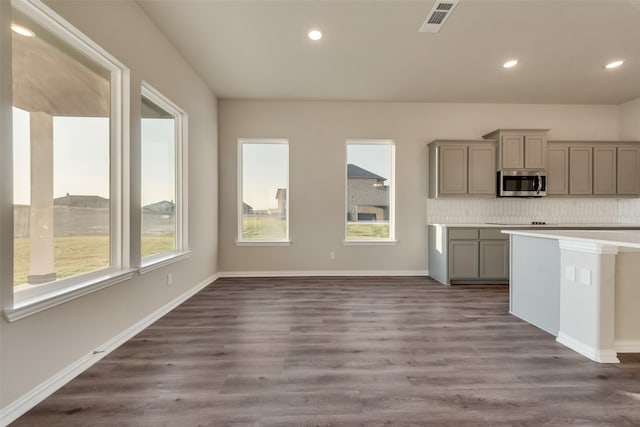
483,129,548,171
569,146,593,195
547,144,569,195
428,140,496,198
468,145,496,195
524,135,547,169
548,141,640,197
593,146,617,195
501,135,524,169
439,145,468,195
617,145,640,195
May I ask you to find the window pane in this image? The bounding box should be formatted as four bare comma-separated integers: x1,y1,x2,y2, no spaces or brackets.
346,143,393,240
141,95,177,258
241,142,288,240
12,7,111,286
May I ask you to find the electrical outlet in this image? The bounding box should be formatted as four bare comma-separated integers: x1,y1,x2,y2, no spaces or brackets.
329,251,335,260
565,265,575,282
579,268,591,285
167,273,173,286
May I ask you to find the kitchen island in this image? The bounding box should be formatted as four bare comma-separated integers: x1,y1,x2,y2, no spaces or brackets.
503,229,640,363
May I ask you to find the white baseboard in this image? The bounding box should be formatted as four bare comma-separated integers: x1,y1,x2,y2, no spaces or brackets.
615,340,640,353
556,332,620,364
0,273,219,427
218,270,429,278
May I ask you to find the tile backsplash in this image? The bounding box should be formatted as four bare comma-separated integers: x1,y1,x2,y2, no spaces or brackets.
426,198,639,224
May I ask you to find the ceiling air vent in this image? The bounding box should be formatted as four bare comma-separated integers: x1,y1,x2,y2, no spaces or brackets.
419,0,459,33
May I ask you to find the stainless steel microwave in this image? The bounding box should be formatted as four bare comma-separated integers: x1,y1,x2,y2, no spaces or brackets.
497,170,547,197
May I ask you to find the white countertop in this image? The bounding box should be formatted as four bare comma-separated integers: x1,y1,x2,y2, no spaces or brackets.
428,223,640,229
502,229,640,249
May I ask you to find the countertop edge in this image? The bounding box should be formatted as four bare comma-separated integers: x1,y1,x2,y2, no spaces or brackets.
502,229,640,249
427,223,640,229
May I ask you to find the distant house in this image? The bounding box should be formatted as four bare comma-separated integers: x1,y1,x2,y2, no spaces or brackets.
346,164,389,222
54,193,109,209
142,200,175,215
242,202,254,215
275,188,287,218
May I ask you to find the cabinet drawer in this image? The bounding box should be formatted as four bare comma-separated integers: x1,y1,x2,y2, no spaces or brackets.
449,228,479,240
479,228,509,240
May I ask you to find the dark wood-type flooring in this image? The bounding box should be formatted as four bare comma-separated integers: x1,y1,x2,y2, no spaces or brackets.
12,276,640,426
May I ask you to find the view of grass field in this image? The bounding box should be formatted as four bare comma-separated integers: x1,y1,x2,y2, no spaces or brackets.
14,234,175,286
14,218,386,285
347,222,390,239
141,233,175,257
240,216,388,239
242,215,286,239
14,236,109,286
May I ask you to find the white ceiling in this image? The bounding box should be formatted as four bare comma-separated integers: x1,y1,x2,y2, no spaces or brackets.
138,0,640,105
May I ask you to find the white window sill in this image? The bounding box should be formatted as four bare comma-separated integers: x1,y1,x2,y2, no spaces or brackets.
343,240,398,246
235,240,291,247
5,269,136,322
139,250,192,275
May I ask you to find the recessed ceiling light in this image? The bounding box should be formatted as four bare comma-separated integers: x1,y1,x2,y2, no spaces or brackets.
11,23,35,37
502,59,519,69
307,29,322,41
605,60,624,69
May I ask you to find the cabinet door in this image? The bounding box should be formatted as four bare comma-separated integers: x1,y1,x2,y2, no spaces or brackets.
569,146,593,195
617,145,640,195
547,145,569,195
468,145,496,195
449,240,479,279
501,135,524,169
438,145,468,195
479,240,509,279
593,146,617,195
524,135,547,169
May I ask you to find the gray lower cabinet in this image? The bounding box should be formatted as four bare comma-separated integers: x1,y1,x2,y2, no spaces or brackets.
479,240,509,279
449,240,479,279
429,226,509,285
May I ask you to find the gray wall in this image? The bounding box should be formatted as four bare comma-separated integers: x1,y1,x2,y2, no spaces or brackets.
1,0,218,409
618,97,640,220
219,100,620,274
620,97,640,139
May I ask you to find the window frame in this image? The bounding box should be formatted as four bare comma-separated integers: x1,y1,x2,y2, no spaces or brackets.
236,138,290,245
138,81,190,274
344,139,396,245
3,0,131,321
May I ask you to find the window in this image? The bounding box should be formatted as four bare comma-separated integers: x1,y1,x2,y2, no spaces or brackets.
345,140,395,242
237,139,289,243
7,0,129,317
140,82,188,270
